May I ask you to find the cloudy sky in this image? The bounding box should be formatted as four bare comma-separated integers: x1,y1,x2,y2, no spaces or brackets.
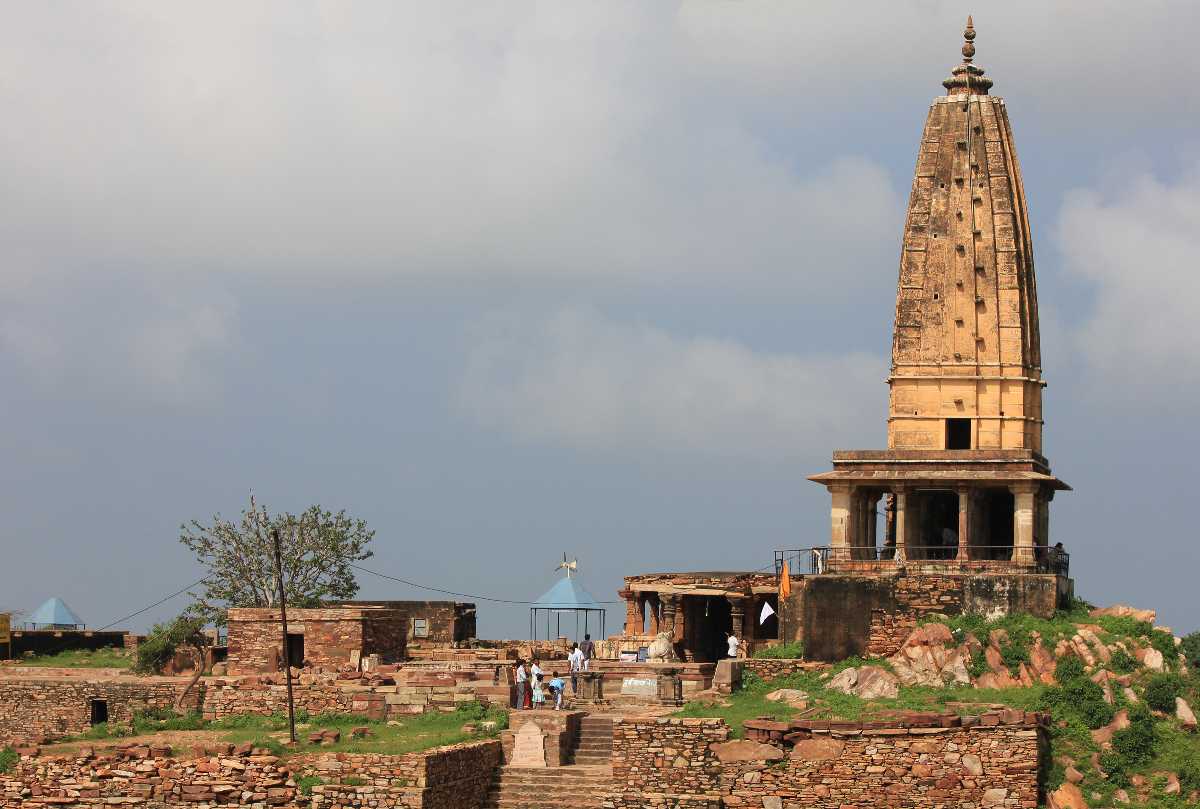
2,1,1198,638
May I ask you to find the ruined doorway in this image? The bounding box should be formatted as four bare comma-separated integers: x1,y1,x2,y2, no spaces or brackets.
90,698,108,726
980,489,1015,560
285,633,304,668
686,597,732,663
918,491,959,559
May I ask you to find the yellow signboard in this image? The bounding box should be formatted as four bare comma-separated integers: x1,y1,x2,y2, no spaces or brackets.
0,613,9,648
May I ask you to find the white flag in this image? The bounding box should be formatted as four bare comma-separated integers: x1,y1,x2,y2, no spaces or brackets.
759,601,776,625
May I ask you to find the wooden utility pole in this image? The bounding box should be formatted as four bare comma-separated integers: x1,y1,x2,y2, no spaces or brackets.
271,529,297,744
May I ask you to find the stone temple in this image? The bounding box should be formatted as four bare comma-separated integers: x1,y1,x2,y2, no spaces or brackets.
618,19,1074,664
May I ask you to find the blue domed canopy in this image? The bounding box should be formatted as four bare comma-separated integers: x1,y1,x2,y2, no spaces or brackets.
26,597,85,629
529,561,608,641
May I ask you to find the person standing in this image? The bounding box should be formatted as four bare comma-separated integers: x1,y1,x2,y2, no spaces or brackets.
568,643,584,693
531,657,543,686
514,659,528,710
579,634,596,670
725,630,740,659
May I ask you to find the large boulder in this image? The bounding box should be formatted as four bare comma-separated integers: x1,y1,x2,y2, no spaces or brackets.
827,665,899,700
790,737,844,761
1177,698,1197,732
1048,782,1089,809
1090,604,1156,624
764,688,809,709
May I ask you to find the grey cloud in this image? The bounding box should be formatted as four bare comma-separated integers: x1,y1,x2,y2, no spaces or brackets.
458,307,886,458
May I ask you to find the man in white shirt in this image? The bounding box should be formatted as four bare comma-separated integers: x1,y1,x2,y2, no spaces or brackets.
568,643,585,693
726,631,740,659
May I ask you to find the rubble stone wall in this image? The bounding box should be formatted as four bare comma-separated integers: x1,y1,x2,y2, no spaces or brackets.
728,723,1043,808
867,574,965,657
609,718,728,809
0,679,199,744
741,659,823,682
0,740,502,809
503,711,583,767
609,714,1044,808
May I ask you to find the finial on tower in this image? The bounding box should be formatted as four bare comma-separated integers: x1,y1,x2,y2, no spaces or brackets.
943,15,993,95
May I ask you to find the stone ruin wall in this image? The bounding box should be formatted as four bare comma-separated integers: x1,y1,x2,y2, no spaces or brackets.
0,679,200,745
610,714,1045,809
739,658,824,683
226,608,410,675
0,740,501,809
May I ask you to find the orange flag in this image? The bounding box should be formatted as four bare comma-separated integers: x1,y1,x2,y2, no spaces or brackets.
779,560,791,598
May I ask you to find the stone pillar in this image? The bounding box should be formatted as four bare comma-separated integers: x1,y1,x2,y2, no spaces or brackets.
648,594,661,635
660,594,679,643
728,597,745,644
1012,484,1036,565
884,492,897,558
657,667,684,706
829,484,853,559
893,487,908,563
619,590,639,635
957,487,972,561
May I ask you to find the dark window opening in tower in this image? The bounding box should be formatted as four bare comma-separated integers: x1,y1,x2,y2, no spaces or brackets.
946,418,972,449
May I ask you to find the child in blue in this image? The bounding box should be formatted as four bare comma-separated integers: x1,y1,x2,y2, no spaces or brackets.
548,672,566,710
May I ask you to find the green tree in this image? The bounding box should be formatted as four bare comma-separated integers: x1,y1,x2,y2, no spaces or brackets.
181,495,374,624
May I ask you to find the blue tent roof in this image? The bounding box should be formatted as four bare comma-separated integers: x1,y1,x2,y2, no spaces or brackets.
532,577,605,611
27,597,85,628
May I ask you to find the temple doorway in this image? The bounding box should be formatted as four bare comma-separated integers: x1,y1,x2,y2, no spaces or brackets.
685,596,732,663
918,491,959,559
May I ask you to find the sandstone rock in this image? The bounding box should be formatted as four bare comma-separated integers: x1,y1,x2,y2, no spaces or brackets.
1065,766,1084,784
1048,781,1088,809
981,787,1008,807
889,626,972,687
1140,647,1165,672
710,740,785,763
961,753,982,776
854,666,900,699
1177,697,1197,731
790,737,844,761
762,798,783,809
764,688,809,709
1113,788,1130,803
1090,604,1156,624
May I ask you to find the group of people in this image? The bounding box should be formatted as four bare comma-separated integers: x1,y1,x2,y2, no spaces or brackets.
513,634,595,711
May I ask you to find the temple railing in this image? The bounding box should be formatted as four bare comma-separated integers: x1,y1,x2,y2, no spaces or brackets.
774,545,1069,578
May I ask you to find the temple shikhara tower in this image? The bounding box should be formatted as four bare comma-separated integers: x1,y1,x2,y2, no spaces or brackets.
810,18,1070,569
615,21,1075,665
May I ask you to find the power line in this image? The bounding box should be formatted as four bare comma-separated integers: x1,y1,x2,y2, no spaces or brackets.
348,562,622,605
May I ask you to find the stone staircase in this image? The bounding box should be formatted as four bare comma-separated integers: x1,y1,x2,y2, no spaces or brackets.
481,765,613,809
570,715,614,766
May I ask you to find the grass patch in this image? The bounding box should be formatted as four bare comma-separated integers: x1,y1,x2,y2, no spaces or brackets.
0,747,17,774
15,648,132,669
296,776,323,796
751,642,805,660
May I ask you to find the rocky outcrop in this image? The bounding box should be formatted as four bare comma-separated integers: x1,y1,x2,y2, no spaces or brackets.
1090,604,1156,624
1048,781,1088,809
888,624,972,687
764,688,809,709
1177,697,1197,732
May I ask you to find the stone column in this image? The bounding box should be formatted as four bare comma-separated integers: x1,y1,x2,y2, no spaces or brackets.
893,487,908,563
829,484,853,560
956,487,972,561
619,590,639,636
648,594,661,635
728,597,745,644
1012,484,1037,565
660,594,679,643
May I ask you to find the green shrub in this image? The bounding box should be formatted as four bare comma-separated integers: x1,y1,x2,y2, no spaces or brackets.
1094,616,1154,639
1181,632,1200,671
1150,630,1179,670
341,776,368,786
0,747,17,774
752,642,805,660
1144,673,1185,713
967,650,990,680
1055,655,1085,683
296,776,324,796
1039,676,1114,729
739,670,764,692
132,709,205,734
1108,648,1137,674
1111,704,1157,767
